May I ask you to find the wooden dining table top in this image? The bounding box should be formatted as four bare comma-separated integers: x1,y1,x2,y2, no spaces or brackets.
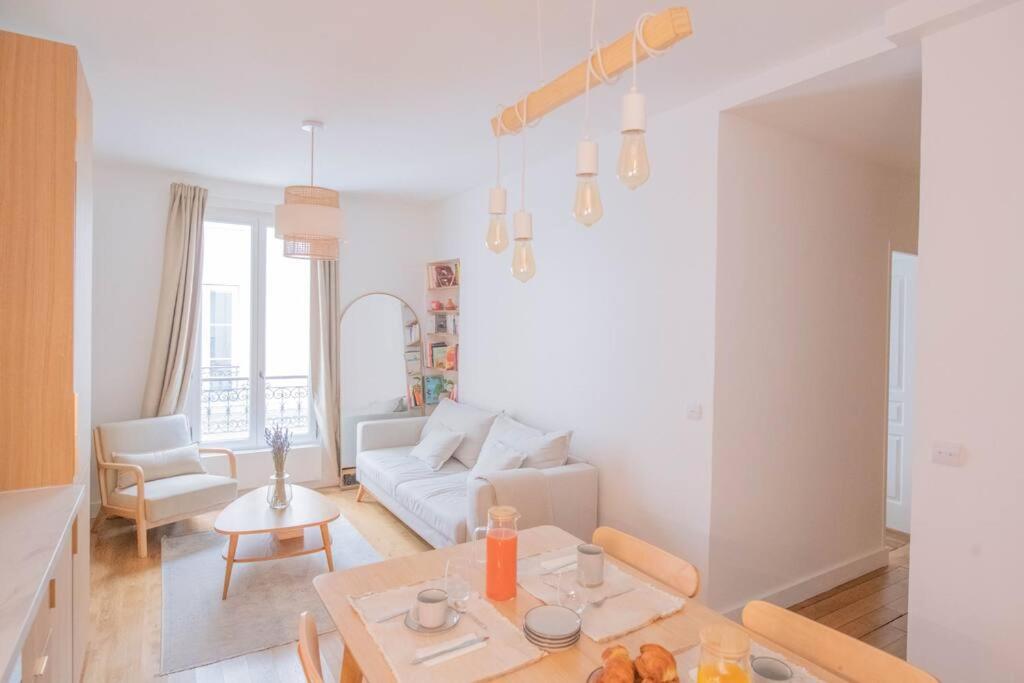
313,525,846,682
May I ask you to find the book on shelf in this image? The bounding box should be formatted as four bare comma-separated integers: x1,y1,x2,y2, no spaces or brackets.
433,313,448,334
430,342,448,369
445,344,458,371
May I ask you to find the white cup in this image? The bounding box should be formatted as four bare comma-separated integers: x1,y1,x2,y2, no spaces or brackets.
576,543,605,587
416,588,449,628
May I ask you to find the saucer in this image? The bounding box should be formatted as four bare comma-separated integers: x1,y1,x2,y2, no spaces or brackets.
523,605,581,640
404,607,461,633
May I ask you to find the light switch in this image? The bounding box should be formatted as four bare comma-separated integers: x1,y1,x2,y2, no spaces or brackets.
932,442,966,467
686,403,703,420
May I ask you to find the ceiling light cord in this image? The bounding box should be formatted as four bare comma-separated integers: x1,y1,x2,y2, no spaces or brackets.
631,12,667,89
536,0,545,86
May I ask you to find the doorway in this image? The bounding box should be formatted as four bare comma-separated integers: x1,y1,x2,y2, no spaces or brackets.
886,252,918,534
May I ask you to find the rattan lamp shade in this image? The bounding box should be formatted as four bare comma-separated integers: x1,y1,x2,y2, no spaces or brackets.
274,184,344,260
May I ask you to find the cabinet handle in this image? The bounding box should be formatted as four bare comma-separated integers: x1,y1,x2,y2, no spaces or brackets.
48,578,56,609
33,655,49,677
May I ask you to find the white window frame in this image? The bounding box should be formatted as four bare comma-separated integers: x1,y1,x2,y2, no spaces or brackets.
188,207,317,450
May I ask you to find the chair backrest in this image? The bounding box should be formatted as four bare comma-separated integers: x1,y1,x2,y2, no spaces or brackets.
592,526,700,598
297,611,324,683
742,601,937,683
94,415,192,496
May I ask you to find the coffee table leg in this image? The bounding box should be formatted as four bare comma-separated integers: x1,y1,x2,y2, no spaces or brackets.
341,646,362,683
222,534,239,600
320,523,334,572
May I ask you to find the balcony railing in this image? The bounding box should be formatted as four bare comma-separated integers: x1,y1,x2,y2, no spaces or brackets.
200,367,310,439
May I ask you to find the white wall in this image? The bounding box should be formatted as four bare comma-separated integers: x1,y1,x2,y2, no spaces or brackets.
709,114,916,611
437,99,722,578
92,161,441,505
908,1,1024,678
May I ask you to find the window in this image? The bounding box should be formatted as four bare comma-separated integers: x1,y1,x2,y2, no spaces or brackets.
191,212,313,447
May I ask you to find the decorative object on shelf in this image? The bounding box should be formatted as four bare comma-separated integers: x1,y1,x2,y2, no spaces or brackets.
430,300,443,311
434,314,449,334
265,425,293,509
429,263,459,288
424,376,445,405
431,343,449,369
444,298,458,310
445,344,458,371
275,120,345,260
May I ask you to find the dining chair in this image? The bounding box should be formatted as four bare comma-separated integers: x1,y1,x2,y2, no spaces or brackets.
297,611,325,683
742,600,937,683
592,526,701,598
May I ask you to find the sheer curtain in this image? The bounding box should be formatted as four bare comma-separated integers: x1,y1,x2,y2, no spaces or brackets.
141,183,206,417
310,260,342,477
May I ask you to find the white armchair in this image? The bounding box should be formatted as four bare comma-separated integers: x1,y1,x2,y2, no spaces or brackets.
92,414,238,557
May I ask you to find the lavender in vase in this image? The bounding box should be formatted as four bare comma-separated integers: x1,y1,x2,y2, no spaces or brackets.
265,425,293,509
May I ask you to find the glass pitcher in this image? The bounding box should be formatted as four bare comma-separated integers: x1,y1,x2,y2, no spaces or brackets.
472,505,521,601
696,624,752,683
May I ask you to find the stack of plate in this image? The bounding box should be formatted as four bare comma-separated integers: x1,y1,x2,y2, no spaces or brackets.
523,605,582,651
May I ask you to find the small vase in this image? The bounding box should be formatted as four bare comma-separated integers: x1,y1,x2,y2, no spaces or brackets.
267,472,292,509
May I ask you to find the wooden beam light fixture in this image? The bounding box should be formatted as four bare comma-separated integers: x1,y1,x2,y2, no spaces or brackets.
490,7,692,137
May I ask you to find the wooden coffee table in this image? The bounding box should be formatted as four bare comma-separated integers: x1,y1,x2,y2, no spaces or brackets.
214,484,340,599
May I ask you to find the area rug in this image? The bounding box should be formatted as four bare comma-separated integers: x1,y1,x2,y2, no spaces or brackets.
160,516,381,674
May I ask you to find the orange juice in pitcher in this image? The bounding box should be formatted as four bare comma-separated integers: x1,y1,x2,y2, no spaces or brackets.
474,506,521,601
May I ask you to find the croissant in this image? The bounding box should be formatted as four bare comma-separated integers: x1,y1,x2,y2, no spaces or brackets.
599,645,636,683
635,643,678,682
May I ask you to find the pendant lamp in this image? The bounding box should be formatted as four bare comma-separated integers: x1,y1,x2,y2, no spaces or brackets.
275,120,344,260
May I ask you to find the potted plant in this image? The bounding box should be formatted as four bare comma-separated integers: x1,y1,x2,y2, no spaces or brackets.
265,425,293,509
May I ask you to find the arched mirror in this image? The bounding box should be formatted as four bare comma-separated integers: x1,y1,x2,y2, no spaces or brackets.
340,293,423,468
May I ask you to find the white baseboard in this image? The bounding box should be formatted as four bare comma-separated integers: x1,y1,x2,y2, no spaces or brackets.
720,546,891,621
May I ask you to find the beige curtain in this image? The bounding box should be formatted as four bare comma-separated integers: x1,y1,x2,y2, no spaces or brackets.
141,183,207,417
311,260,342,476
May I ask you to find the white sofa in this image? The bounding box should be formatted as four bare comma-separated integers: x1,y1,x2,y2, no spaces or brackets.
355,404,598,548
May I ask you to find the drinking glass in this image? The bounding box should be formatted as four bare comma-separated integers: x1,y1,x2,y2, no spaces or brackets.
542,568,588,614
696,624,752,683
444,558,475,612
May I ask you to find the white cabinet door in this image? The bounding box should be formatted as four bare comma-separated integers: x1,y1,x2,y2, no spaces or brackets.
886,253,917,533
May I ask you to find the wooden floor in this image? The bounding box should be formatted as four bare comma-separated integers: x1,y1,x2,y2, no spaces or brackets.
789,528,911,660
84,487,430,682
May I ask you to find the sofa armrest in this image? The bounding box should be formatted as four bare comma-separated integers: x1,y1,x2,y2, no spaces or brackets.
357,416,428,452
199,447,238,479
97,461,146,519
467,463,599,543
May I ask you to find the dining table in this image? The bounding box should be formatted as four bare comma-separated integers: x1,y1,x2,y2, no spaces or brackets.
313,525,847,682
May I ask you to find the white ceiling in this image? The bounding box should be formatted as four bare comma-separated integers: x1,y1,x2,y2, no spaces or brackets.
732,46,922,172
0,1,910,198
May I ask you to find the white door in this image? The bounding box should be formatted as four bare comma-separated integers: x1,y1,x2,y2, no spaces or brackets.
886,252,917,533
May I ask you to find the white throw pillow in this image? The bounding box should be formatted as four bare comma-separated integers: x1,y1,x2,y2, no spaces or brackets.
471,439,527,476
111,443,205,489
419,399,499,469
479,414,573,470
410,428,465,471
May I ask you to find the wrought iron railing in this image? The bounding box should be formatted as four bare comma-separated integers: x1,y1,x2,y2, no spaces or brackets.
200,367,310,438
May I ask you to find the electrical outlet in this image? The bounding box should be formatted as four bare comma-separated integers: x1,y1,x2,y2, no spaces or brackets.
686,403,703,421
932,442,966,467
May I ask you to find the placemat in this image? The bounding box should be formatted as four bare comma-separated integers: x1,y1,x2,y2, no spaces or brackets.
676,642,825,682
518,546,686,642
349,578,544,682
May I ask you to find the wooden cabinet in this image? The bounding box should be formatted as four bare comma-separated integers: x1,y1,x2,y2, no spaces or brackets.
0,30,83,490
0,29,92,683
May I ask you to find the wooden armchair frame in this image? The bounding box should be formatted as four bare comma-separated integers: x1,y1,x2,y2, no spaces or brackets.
91,428,237,558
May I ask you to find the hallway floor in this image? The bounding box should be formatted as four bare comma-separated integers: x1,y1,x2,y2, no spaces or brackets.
789,529,911,659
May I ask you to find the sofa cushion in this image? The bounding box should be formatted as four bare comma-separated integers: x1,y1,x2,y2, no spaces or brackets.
471,439,526,476
111,443,205,489
420,399,499,470
357,446,468,498
97,414,193,495
410,427,464,471
393,472,470,544
108,473,237,522
479,414,572,469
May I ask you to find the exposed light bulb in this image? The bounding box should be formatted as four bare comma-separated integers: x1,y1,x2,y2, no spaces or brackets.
511,210,536,283
573,177,603,227
485,214,509,253
512,240,536,283
485,187,509,253
573,139,603,227
618,88,650,190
